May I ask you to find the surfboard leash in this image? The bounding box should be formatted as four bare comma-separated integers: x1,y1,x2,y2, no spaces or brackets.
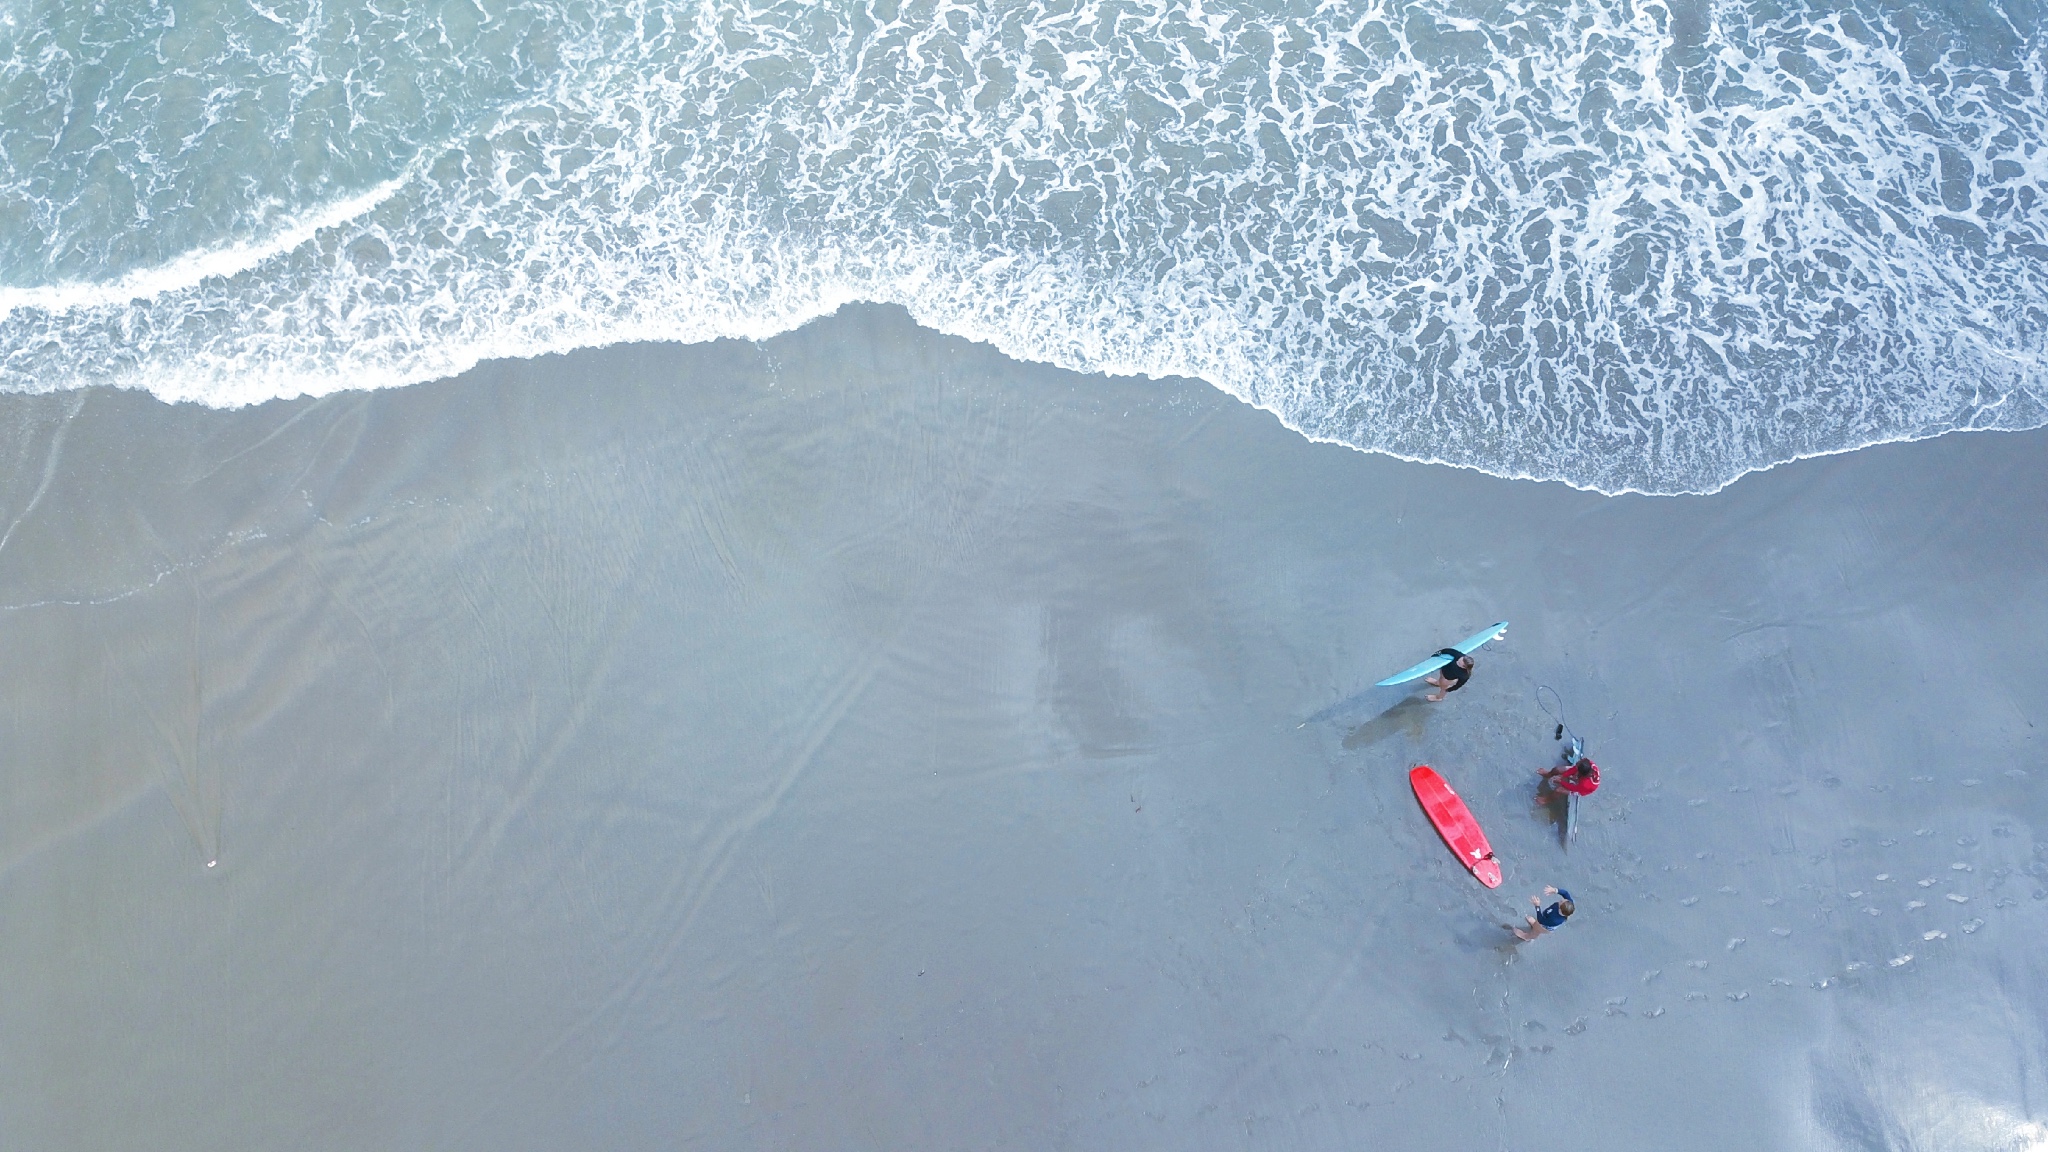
1536,685,1582,757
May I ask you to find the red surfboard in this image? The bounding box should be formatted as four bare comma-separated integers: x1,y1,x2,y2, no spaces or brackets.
1410,766,1502,888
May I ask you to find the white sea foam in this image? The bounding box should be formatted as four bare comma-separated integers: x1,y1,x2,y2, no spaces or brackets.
0,178,408,321
1,0,2044,493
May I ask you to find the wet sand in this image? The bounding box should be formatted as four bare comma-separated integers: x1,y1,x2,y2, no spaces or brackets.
0,304,2042,1150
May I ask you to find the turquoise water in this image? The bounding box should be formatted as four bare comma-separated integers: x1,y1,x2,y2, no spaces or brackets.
2,0,2044,492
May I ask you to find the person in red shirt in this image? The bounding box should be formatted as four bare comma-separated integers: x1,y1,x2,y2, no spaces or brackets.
1541,756,1599,797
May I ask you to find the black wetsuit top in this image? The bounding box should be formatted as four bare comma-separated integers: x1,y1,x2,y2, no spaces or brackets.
1433,648,1471,691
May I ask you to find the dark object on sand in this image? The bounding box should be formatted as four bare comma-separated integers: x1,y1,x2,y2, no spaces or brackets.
1536,685,1580,749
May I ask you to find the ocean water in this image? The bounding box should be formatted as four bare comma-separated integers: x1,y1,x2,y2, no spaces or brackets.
0,0,2043,493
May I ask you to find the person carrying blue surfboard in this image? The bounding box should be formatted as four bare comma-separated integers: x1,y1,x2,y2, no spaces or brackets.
1422,650,1476,702
1375,622,1505,699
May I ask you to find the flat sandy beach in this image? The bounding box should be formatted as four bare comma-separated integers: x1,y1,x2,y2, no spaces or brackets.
1,305,2042,1149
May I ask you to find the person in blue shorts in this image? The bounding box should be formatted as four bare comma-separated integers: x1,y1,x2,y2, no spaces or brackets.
1513,886,1574,941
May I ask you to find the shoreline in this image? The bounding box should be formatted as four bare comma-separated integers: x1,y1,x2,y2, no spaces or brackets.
0,303,2041,1149
10,301,2043,498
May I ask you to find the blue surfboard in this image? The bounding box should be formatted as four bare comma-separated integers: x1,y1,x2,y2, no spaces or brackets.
1375,621,1509,687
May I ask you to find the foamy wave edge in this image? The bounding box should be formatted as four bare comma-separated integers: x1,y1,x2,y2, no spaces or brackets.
0,177,412,324
3,233,2038,500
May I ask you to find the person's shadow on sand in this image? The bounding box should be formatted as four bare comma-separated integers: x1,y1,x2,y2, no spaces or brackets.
1534,787,1570,847
1302,683,1414,730
1452,918,1525,961
1341,696,1432,751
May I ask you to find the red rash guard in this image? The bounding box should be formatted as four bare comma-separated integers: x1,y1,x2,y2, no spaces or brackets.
1555,761,1600,796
